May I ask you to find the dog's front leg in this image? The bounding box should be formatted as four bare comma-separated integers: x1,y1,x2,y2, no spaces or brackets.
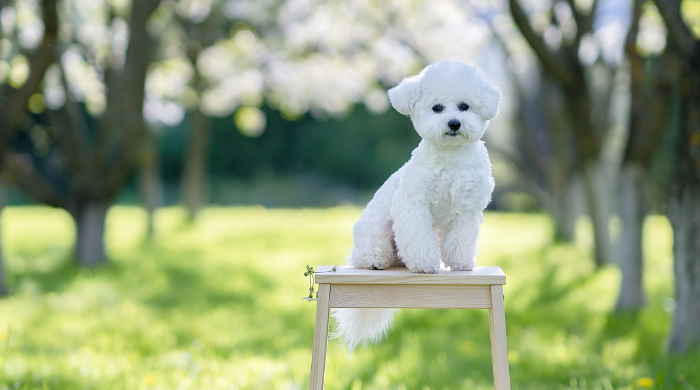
440,211,483,271
390,170,441,274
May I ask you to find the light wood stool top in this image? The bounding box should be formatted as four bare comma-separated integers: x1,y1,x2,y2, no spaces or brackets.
309,265,511,390
315,265,506,285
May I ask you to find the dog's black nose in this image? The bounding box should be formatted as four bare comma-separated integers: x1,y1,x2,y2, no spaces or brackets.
448,120,461,131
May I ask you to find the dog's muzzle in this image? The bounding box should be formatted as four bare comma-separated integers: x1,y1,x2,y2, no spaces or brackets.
446,119,461,136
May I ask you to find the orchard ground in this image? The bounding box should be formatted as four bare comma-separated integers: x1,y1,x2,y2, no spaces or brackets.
0,206,697,389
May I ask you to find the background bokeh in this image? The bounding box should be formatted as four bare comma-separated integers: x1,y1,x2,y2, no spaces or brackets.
0,0,699,389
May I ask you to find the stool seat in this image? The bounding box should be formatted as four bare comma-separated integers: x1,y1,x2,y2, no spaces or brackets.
315,265,506,285
309,265,511,390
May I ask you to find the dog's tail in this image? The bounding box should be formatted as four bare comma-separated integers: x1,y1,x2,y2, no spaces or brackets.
332,308,398,350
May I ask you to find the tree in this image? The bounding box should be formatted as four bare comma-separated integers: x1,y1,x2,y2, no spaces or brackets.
0,0,58,283
144,2,265,221
508,0,616,267
652,0,700,353
0,0,162,265
181,107,210,221
614,0,680,310
485,19,582,242
0,178,6,295
0,0,57,159
178,12,223,222
138,129,162,238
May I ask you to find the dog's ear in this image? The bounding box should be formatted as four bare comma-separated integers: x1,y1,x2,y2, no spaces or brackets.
388,75,422,116
477,78,501,120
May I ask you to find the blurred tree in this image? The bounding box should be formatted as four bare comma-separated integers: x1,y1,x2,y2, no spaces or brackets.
653,0,700,353
0,178,6,295
144,1,269,221
138,129,162,238
509,0,616,267
0,0,57,281
505,0,691,312
519,75,581,242
614,0,681,311
0,0,57,160
181,91,210,221
486,24,582,242
145,0,499,214
0,0,161,265
179,11,221,222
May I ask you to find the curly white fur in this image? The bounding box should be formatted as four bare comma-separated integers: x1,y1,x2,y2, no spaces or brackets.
334,60,501,350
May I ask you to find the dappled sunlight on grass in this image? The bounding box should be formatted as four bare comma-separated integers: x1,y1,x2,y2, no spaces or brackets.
0,206,696,389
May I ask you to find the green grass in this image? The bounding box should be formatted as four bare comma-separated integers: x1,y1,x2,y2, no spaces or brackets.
0,206,697,390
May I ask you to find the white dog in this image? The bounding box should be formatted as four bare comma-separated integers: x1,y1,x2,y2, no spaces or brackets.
334,60,500,349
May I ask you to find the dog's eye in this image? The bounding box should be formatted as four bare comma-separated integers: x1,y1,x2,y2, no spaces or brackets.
432,105,444,113
458,103,469,112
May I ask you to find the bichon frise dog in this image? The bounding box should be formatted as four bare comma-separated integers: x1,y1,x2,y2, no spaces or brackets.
334,60,501,349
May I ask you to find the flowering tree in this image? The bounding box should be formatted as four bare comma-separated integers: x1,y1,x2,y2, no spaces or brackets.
0,0,161,265
508,0,622,268
503,0,695,313
141,0,498,219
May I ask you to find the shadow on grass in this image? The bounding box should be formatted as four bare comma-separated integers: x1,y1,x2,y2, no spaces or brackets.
6,253,81,296
104,243,318,357
602,310,642,340
504,247,599,329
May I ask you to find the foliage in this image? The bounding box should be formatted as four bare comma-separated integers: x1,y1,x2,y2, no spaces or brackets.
0,206,697,389
157,104,421,203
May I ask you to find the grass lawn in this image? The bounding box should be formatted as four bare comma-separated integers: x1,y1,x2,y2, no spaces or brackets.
0,206,697,389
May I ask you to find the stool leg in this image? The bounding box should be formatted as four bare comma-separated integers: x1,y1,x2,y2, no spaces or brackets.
310,284,331,390
489,284,511,390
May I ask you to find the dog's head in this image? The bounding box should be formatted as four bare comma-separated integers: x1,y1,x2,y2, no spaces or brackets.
387,61,500,146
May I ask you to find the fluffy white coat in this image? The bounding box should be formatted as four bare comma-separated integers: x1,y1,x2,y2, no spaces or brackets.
334,61,501,350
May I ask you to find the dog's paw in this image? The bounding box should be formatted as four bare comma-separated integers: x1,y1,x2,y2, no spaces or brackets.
449,263,475,271
406,262,439,274
442,254,476,272
446,257,476,271
350,254,394,270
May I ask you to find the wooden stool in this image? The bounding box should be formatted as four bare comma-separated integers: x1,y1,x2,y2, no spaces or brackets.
309,266,510,390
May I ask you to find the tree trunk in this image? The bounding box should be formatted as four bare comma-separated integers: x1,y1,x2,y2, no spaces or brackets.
613,0,680,311
667,183,700,352
139,132,162,238
581,161,613,267
552,175,579,242
667,47,700,352
615,162,648,310
72,200,109,266
181,109,210,221
0,179,7,295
